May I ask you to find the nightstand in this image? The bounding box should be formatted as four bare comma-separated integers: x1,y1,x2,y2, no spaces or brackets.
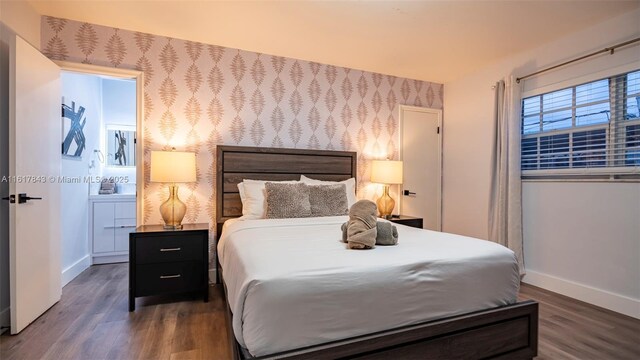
129,223,209,311
386,215,423,229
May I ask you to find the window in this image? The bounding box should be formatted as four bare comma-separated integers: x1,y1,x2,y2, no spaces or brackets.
521,70,640,177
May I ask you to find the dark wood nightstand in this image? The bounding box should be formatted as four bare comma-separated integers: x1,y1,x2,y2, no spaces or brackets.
386,215,423,229
129,223,209,311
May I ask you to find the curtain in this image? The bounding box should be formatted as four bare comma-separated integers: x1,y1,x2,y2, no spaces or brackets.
489,76,525,275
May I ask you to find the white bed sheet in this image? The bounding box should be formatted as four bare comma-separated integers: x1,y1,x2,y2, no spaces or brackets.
218,216,520,357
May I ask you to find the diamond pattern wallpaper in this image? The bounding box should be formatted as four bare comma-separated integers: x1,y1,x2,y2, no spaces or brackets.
41,16,443,268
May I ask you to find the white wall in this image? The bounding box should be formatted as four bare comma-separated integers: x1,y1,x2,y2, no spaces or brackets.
443,9,640,317
0,22,13,331
60,72,102,285
0,0,41,49
523,182,640,316
99,78,136,188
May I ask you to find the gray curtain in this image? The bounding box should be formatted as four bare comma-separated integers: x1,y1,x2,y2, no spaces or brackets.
489,76,525,275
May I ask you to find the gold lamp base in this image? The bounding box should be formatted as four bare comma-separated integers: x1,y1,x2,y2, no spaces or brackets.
376,184,395,219
160,184,187,230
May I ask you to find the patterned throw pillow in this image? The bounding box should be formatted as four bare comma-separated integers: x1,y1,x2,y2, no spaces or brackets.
308,184,348,217
300,175,357,208
265,182,312,219
238,179,299,219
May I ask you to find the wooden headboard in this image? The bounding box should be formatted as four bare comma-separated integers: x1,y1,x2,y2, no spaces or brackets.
216,146,357,231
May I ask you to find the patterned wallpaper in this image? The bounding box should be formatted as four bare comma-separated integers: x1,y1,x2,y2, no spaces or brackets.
41,16,443,261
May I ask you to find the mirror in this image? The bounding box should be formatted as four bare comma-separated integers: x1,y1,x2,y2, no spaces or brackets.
106,125,136,167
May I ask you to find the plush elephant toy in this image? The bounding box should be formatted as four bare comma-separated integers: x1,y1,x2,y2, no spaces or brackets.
341,200,377,249
341,200,399,249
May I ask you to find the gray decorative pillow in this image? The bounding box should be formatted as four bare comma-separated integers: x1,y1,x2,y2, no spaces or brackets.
308,184,349,217
265,182,312,219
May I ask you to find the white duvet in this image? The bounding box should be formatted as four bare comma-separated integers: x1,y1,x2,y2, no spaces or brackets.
218,216,520,357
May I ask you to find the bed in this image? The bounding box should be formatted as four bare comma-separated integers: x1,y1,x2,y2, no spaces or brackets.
216,145,538,360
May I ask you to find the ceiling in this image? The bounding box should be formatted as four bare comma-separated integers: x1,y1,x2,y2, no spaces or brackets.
27,0,638,83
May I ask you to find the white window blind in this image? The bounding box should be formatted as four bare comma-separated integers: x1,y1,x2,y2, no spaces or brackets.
521,70,640,177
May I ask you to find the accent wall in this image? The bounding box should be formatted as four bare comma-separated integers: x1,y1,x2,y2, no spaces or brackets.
41,16,444,267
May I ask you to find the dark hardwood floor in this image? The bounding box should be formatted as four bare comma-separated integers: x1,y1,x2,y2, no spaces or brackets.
1,263,638,359
0,264,231,360
518,283,640,359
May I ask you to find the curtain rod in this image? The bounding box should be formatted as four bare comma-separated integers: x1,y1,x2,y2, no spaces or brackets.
516,37,640,84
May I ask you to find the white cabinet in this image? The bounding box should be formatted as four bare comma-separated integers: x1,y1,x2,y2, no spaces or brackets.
114,202,136,251
90,196,136,264
93,202,117,253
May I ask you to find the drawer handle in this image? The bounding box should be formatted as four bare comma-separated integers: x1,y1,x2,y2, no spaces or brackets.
160,274,181,279
160,247,181,252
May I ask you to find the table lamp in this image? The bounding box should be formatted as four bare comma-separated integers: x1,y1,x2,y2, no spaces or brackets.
150,150,196,229
371,160,403,219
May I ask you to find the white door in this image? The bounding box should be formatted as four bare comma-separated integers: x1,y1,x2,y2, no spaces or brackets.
8,35,61,334
399,105,442,231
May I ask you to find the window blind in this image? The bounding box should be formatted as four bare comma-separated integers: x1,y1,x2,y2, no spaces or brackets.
521,70,640,176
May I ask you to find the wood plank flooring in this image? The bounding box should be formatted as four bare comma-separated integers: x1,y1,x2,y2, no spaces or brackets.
518,283,640,359
0,264,231,360
1,263,638,359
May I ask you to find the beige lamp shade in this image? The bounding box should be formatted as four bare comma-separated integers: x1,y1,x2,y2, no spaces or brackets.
150,151,196,183
371,160,403,184
150,150,196,229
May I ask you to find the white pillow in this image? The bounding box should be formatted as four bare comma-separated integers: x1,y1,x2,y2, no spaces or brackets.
300,175,357,208
238,182,246,203
237,179,300,219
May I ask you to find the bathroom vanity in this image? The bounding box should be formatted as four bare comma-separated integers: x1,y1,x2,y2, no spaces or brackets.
89,194,136,264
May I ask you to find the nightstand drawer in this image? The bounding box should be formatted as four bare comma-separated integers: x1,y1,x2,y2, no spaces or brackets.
135,261,203,297
135,234,203,264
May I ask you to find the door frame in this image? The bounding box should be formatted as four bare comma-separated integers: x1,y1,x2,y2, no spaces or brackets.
54,61,144,225
398,105,443,231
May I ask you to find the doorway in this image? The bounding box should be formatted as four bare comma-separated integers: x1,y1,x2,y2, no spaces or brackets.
399,105,442,231
59,70,139,285
56,61,144,222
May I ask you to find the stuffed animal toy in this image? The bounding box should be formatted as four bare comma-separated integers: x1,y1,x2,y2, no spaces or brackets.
341,200,377,249
341,218,399,246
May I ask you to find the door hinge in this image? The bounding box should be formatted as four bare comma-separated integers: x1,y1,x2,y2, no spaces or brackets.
437,126,440,134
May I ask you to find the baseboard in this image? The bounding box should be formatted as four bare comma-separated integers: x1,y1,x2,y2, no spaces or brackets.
0,307,9,333
92,254,128,264
523,270,640,319
61,254,91,287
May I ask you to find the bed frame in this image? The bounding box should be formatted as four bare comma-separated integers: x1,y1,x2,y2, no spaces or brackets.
215,145,538,360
